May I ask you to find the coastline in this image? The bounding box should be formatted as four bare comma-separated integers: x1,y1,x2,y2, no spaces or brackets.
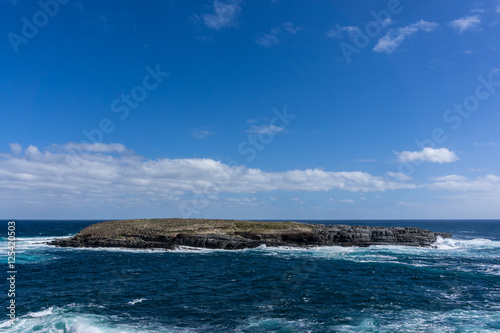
48,218,452,250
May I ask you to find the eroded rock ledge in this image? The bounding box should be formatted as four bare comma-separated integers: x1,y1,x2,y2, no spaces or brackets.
49,219,452,250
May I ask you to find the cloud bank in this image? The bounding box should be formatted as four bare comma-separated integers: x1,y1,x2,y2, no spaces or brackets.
431,174,500,191
0,143,418,214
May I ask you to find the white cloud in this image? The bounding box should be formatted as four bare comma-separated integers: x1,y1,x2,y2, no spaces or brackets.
395,147,459,164
283,22,301,34
326,20,391,39
256,22,300,47
225,197,257,204
386,172,412,181
449,15,481,33
326,25,362,39
355,159,377,163
475,142,497,147
201,0,241,30
432,175,468,182
373,20,439,54
245,124,284,135
397,201,418,207
256,29,281,47
192,129,214,139
497,1,500,13
0,143,418,214
9,143,22,155
430,174,500,192
337,199,354,204
57,143,130,154
25,145,42,158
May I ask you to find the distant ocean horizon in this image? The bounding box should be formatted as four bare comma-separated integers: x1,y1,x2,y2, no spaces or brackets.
1,219,499,332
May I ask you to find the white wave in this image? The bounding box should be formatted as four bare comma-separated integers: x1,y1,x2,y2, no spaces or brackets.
450,263,500,277
49,244,220,253
0,305,188,333
433,236,500,250
127,298,146,305
28,306,54,317
256,244,357,255
334,308,500,332
4,234,499,264
238,317,315,332
0,237,70,264
484,264,500,276
64,246,168,253
67,322,105,333
0,236,69,253
169,244,276,253
170,245,217,253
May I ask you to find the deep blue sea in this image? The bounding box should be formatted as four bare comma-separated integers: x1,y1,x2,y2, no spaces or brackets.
1,220,500,332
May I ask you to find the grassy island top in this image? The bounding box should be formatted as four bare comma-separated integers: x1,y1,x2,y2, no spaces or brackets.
77,219,316,239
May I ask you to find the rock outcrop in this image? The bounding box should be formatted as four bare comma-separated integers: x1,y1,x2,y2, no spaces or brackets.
49,218,451,250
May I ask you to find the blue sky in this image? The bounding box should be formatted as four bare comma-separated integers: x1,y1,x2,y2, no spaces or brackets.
1,0,500,219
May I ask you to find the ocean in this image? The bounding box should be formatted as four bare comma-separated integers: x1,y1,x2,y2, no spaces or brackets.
1,220,499,332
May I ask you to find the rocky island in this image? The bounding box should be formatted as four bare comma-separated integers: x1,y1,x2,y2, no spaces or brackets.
49,219,452,250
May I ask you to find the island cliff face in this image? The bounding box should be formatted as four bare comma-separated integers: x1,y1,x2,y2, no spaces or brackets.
49,219,452,250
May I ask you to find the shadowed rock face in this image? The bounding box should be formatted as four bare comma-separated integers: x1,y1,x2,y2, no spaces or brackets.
49,219,452,250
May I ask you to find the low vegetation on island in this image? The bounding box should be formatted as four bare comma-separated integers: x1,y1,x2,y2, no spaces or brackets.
49,218,452,250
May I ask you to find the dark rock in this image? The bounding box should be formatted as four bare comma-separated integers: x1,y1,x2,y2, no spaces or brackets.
48,219,452,250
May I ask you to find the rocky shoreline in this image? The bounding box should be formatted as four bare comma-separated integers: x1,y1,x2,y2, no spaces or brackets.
48,219,452,250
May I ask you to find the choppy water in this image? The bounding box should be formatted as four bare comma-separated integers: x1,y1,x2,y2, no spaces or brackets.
1,220,499,332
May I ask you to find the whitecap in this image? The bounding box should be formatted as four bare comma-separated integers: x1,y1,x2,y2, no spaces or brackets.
67,321,105,333
333,308,500,332
127,298,146,305
239,317,315,332
28,306,54,317
0,305,187,333
433,236,500,250
65,246,168,253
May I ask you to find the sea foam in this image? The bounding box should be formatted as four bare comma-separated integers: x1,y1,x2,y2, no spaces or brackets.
0,305,183,333
433,236,500,250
